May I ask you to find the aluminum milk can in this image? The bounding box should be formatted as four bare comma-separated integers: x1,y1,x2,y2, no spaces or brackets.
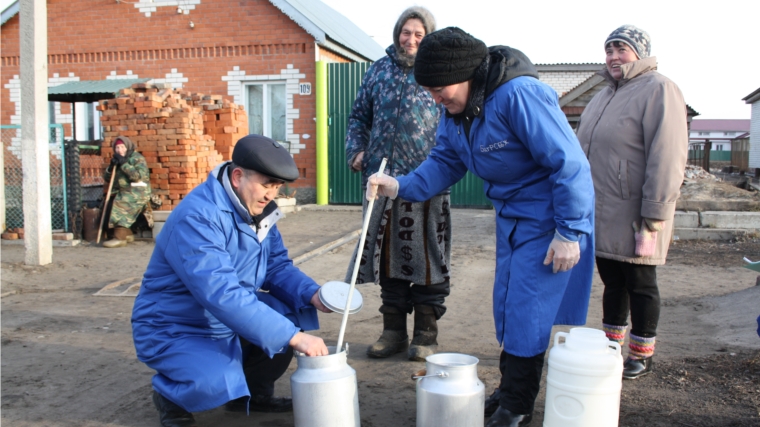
544,327,624,427
415,353,485,427
291,345,360,427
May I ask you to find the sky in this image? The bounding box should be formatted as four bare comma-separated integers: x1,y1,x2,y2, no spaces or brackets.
2,0,757,120
318,0,759,120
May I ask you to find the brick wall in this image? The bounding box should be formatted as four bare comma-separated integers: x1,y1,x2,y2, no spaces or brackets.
1,0,330,191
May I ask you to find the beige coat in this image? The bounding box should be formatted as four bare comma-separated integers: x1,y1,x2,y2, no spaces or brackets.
577,57,687,265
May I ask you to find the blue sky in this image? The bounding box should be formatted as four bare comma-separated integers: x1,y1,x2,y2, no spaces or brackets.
3,0,758,120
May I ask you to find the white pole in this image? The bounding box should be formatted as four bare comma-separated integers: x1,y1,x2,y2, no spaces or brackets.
20,0,52,265
336,158,387,352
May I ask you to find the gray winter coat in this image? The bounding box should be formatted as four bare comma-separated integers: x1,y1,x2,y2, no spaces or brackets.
577,57,687,265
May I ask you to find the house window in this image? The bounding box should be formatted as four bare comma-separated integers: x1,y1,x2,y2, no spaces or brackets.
724,132,736,136
715,144,724,151
246,83,286,143
698,131,710,136
74,102,102,141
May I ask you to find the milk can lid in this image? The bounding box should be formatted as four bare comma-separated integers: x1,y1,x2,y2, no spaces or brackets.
318,281,363,314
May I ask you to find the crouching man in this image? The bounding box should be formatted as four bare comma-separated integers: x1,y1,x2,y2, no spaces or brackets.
131,135,331,427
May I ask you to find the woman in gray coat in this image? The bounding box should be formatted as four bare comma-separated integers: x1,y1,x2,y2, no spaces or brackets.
577,25,688,379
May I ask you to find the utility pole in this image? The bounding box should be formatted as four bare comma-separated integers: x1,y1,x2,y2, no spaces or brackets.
20,0,52,265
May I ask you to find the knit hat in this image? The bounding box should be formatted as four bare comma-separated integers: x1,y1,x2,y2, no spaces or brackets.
604,25,651,59
393,6,436,52
232,134,299,182
414,27,489,88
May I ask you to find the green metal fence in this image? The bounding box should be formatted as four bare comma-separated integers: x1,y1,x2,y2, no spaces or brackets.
327,62,369,205
326,62,491,208
2,124,68,231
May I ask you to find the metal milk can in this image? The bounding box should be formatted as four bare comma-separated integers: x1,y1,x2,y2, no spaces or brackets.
291,345,360,427
414,353,485,427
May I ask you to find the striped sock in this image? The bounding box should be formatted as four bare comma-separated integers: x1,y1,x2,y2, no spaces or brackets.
603,323,627,346
628,334,656,359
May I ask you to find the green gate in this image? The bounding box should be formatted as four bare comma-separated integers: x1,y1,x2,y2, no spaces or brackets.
326,62,491,208
1,124,68,231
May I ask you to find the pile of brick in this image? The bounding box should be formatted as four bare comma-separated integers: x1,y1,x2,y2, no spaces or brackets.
1,227,24,240
98,83,248,210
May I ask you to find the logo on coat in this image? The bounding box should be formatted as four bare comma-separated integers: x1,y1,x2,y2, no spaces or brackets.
480,140,510,153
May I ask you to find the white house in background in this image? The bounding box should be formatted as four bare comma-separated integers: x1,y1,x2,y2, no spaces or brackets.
689,119,750,152
744,88,760,170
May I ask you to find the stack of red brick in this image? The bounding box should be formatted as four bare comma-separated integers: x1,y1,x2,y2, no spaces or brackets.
98,83,249,210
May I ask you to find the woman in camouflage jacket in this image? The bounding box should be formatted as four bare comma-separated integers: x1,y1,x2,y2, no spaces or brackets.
102,136,151,248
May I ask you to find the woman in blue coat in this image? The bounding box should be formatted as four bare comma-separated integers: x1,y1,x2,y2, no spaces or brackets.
368,28,595,427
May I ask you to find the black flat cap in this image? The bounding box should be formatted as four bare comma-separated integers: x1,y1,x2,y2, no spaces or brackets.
232,134,299,182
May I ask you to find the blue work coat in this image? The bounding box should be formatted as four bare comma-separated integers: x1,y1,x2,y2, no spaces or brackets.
131,168,320,412
397,77,595,357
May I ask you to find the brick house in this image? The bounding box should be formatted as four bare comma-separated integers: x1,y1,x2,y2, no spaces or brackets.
1,0,384,204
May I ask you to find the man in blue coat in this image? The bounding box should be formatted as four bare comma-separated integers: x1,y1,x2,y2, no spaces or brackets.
132,135,331,427
368,28,595,427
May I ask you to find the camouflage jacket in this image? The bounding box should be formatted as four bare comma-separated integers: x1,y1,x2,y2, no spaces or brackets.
104,151,151,228
345,45,441,188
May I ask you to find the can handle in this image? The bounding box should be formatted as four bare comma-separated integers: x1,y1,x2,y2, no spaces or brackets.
554,331,569,347
607,341,621,355
412,369,449,380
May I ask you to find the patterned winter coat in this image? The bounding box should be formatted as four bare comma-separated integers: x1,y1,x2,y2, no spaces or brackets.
345,45,441,186
104,136,151,228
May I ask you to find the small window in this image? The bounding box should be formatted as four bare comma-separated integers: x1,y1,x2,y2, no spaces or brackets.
246,82,286,144
724,132,736,136
715,144,724,151
698,131,710,136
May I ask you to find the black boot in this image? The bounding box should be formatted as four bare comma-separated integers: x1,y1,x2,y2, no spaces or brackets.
486,406,533,427
367,306,408,358
408,304,438,361
152,391,197,427
623,356,654,379
484,388,501,417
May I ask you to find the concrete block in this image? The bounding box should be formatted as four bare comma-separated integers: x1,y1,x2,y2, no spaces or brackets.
674,211,699,228
699,211,760,229
153,222,165,241
153,211,172,222
673,228,747,241
276,197,297,214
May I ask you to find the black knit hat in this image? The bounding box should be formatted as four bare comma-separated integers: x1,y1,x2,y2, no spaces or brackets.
232,134,299,182
414,27,489,87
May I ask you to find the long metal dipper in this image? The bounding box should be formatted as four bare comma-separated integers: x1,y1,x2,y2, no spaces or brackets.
336,158,388,352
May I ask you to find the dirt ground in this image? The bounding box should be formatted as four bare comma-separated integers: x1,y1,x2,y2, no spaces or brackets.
2,206,759,427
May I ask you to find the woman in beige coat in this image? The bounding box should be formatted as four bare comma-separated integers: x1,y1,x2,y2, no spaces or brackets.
576,25,687,379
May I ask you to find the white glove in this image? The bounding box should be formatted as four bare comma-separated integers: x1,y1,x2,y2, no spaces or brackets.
543,231,581,274
365,173,399,201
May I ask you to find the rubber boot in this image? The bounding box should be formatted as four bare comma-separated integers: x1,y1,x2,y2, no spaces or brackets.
125,228,135,243
103,226,128,248
408,304,438,361
366,306,408,358
152,390,197,427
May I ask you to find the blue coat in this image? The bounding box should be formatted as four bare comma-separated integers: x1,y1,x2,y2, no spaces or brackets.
398,76,595,357
131,166,320,412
